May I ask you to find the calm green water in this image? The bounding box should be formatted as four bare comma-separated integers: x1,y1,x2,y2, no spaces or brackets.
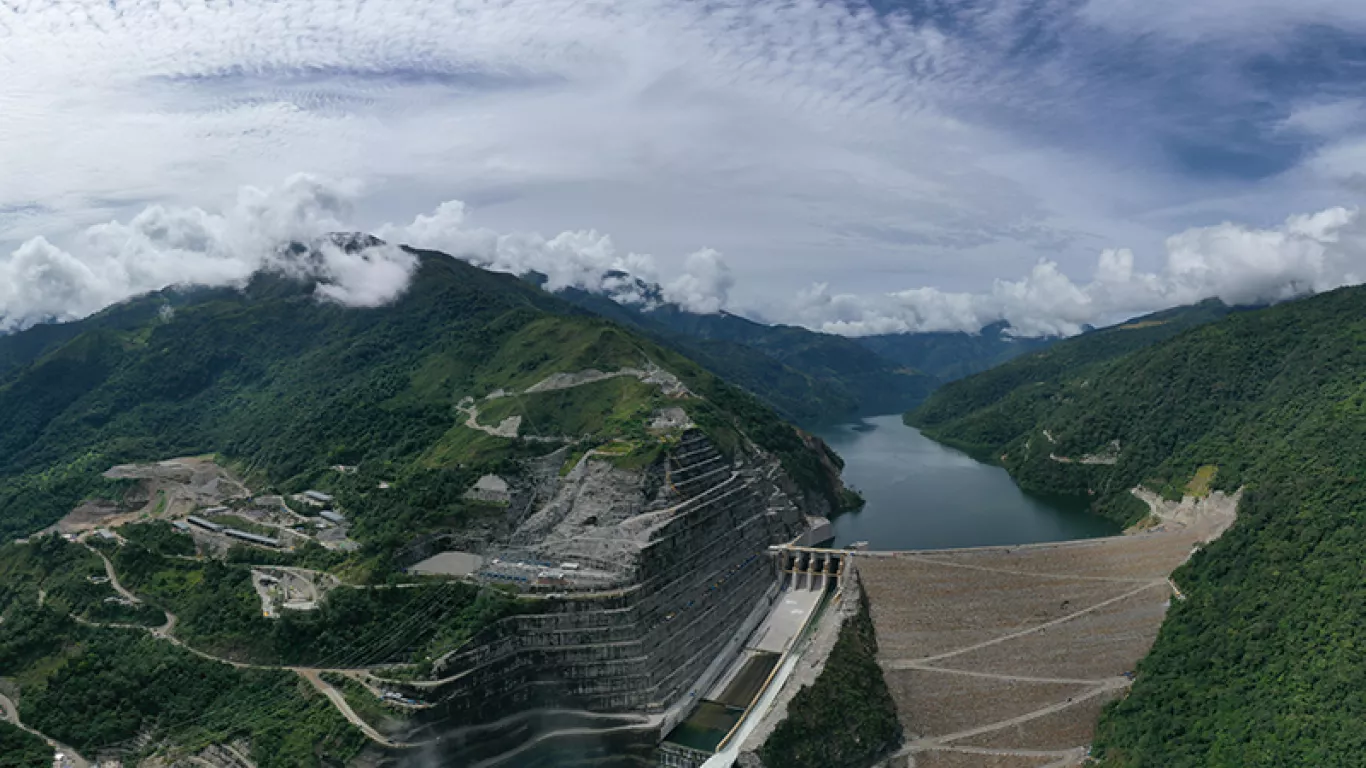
817,415,1119,550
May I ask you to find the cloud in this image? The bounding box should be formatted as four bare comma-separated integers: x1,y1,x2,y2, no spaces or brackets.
378,200,656,296
6,0,1366,339
0,0,1265,309
381,200,735,311
663,249,735,314
5,178,1366,344
0,175,749,332
790,206,1366,337
0,175,417,331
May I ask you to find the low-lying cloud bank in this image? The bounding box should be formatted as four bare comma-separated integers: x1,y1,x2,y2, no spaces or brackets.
0,176,419,331
3,175,1364,338
792,207,1365,337
375,201,734,314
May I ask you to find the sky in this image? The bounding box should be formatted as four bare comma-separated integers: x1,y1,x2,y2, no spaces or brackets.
4,0,1366,336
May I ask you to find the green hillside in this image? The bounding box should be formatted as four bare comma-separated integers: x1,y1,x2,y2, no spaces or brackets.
0,246,860,766
0,537,366,766
907,286,1366,765
0,247,844,546
553,286,937,425
908,298,1236,467
855,321,1055,382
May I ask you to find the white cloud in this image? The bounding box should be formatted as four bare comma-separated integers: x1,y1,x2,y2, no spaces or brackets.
380,200,734,311
5,179,1366,344
790,206,1366,337
0,175,417,331
662,249,734,314
378,200,658,297
1078,0,1366,42
3,0,1366,341
1279,100,1366,139
0,0,1215,308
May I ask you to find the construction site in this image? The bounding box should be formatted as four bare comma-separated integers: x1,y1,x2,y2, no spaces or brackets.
34,448,1236,768
43,456,363,558
354,428,826,766
10,346,1244,768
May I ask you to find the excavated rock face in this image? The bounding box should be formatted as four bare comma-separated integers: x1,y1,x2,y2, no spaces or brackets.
385,429,815,766
510,459,653,565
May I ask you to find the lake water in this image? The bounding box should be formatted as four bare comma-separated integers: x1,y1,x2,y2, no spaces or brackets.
817,415,1119,550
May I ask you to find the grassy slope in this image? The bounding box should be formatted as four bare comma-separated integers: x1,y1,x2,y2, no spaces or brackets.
909,286,1366,765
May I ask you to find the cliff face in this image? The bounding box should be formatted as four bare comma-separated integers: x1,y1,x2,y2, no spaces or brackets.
373,429,814,766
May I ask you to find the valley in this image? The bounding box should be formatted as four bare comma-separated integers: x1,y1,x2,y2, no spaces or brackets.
1,244,1362,768
816,416,1118,551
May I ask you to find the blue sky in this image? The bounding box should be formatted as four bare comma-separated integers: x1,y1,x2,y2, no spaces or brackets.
3,0,1366,335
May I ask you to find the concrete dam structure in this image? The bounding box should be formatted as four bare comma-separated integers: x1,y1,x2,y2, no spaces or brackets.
375,429,824,766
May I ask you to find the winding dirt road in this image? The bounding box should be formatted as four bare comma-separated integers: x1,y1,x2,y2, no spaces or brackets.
72,540,419,750
297,670,408,748
0,692,90,768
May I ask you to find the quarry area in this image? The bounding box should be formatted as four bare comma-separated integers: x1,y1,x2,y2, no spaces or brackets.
857,489,1238,768
45,456,361,557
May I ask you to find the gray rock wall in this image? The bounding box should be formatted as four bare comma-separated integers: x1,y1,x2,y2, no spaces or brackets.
393,430,810,766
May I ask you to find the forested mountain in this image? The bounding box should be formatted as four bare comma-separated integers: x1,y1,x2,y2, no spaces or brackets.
553,284,938,424
909,298,1238,467
0,243,865,765
0,246,844,545
855,321,1055,382
907,287,1366,765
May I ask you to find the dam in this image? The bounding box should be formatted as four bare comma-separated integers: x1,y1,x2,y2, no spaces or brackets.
349,417,1234,768
860,507,1232,768
656,418,1237,768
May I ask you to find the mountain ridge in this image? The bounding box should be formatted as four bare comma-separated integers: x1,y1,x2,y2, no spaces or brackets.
0,246,848,545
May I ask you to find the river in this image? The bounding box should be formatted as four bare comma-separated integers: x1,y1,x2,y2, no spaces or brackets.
816,414,1118,550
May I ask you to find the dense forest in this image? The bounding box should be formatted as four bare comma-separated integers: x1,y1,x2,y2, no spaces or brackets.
552,283,939,424
0,721,50,768
908,285,1366,764
0,543,364,766
0,248,849,547
910,298,1236,466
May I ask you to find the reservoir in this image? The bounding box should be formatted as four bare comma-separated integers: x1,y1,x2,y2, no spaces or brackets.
817,414,1119,550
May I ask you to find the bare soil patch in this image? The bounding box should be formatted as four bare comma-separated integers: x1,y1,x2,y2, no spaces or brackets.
909,533,1196,581
901,751,1060,768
